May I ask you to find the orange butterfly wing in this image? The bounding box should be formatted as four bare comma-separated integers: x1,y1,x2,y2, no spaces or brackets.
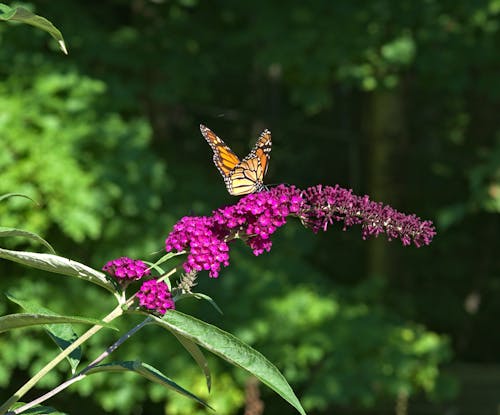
247,129,271,177
200,124,272,196
200,124,240,176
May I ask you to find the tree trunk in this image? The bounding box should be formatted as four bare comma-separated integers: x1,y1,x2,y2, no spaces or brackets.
364,88,407,277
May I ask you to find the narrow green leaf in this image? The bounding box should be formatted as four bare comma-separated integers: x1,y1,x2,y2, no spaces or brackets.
175,292,223,315
0,248,116,293
156,251,185,266
86,361,212,409
171,331,212,392
0,313,115,334
0,192,38,205
7,293,81,373
145,251,185,274
0,227,56,254
153,311,306,415
0,3,15,19
143,260,166,276
0,4,68,54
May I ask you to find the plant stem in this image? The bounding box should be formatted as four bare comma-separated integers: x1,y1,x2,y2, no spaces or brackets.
10,316,152,414
0,304,124,415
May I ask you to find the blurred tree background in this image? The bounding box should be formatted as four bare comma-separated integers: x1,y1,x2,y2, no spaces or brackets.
1,0,499,414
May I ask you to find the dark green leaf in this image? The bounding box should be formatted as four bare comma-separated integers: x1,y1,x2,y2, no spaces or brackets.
171,331,211,392
6,293,81,373
86,361,212,409
175,292,223,315
8,401,67,414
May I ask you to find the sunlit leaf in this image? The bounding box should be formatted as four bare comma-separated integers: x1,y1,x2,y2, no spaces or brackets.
147,251,185,272
0,248,116,293
0,193,38,205
0,313,115,334
0,3,68,54
153,310,306,415
0,227,56,254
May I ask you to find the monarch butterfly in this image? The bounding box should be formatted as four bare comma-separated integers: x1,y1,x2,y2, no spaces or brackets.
200,124,272,196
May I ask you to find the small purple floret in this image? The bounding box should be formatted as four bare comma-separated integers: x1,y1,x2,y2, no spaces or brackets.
137,279,175,315
102,257,150,281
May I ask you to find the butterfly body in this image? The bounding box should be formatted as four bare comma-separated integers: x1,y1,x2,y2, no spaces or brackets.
200,124,272,196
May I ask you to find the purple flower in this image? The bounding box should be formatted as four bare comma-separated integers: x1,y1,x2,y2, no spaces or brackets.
164,184,436,278
299,185,437,247
165,216,229,278
212,185,302,256
102,257,150,281
137,279,175,315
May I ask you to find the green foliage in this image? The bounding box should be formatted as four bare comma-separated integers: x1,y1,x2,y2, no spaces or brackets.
0,69,172,255
1,0,498,414
212,252,451,413
0,73,114,240
0,245,305,414
164,368,244,415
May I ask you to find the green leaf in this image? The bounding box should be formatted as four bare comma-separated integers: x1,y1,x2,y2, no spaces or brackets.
171,331,212,392
9,402,67,414
146,251,185,274
86,361,212,410
0,248,116,293
0,313,115,334
153,310,306,415
0,193,38,205
155,251,185,266
0,3,15,19
6,293,81,373
175,292,223,315
0,4,68,54
0,227,56,254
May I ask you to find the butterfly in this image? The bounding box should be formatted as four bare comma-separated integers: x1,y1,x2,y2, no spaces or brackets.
200,124,272,196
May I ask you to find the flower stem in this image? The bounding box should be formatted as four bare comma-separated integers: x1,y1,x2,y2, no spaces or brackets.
0,304,124,415
9,316,152,415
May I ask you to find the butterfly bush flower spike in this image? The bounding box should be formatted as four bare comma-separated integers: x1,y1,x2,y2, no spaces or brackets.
300,185,437,247
165,184,436,279
102,257,150,282
137,279,175,315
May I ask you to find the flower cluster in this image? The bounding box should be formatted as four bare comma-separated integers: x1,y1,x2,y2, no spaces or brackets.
102,257,150,281
102,256,175,315
165,185,302,277
137,279,175,315
164,184,436,279
165,216,229,278
213,185,303,255
299,185,437,247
